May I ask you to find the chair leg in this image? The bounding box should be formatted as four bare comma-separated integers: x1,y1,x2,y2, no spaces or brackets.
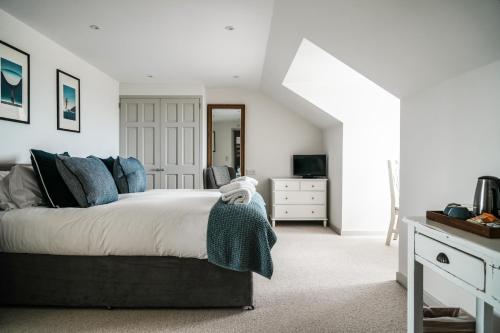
393,213,399,240
386,210,396,246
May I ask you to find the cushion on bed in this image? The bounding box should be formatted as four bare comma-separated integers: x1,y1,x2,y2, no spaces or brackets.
113,157,147,193
56,155,118,207
0,171,16,211
30,149,78,208
8,165,46,208
89,156,115,175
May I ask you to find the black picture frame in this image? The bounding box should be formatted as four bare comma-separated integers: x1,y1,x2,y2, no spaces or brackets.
0,40,30,124
56,69,81,133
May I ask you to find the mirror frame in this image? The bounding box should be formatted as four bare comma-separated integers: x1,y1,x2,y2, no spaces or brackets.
207,104,245,176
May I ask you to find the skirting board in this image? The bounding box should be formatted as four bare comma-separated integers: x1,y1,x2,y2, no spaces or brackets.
396,272,444,307
329,224,386,236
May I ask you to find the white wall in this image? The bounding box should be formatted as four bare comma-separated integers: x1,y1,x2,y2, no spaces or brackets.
0,9,119,163
206,88,324,208
323,123,343,231
399,59,500,320
119,83,204,96
284,39,400,234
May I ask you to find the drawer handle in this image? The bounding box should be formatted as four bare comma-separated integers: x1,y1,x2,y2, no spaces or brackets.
436,253,450,264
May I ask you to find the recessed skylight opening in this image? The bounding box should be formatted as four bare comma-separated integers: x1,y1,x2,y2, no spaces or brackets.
283,38,398,122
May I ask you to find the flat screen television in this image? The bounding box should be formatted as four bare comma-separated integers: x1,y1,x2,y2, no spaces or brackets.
293,155,327,178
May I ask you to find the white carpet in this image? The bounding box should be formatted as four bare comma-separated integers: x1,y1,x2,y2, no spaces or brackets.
0,223,406,332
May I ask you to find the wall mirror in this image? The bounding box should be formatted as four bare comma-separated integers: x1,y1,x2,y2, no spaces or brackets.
207,104,245,176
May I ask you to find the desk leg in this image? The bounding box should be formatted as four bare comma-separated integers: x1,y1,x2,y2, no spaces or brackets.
408,226,423,333
476,298,493,333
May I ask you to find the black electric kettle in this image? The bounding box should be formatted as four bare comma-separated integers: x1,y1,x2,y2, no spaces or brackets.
473,176,500,217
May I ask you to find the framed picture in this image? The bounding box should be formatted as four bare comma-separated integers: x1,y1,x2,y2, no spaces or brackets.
57,69,80,133
0,40,30,124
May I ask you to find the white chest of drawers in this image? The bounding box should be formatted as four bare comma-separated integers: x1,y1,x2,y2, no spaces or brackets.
271,178,328,227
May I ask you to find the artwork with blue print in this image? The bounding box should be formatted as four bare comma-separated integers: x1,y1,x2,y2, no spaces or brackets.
63,84,76,121
1,57,23,107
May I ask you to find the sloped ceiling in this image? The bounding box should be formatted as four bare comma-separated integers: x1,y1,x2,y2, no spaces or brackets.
261,0,500,128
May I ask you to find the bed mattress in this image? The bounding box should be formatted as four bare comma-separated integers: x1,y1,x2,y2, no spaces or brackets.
0,189,220,258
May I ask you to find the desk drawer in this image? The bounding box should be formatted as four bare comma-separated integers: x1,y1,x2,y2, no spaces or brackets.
415,234,485,290
274,191,326,205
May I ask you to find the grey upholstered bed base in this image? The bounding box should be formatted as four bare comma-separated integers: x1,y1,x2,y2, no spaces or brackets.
0,164,254,309
0,253,253,308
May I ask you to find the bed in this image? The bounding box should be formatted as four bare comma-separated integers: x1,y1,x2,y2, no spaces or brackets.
0,164,274,309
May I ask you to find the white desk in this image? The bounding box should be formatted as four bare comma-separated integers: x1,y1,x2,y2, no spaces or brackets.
404,217,500,333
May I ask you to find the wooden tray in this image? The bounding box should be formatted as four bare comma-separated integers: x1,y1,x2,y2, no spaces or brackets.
426,211,500,238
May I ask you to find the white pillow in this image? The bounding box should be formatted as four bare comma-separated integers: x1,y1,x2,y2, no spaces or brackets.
0,171,16,210
8,165,46,208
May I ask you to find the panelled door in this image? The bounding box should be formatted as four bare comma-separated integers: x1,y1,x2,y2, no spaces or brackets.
120,97,201,190
120,98,161,189
160,98,201,189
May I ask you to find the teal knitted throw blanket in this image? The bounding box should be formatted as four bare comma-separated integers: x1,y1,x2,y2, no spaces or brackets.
207,192,277,279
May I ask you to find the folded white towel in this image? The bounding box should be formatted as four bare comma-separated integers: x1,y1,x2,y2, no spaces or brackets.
230,176,258,186
219,181,255,194
221,187,253,205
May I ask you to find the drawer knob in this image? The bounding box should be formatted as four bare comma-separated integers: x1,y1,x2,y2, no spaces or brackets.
436,252,450,264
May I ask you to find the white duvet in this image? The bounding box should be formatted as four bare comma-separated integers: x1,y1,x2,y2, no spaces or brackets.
0,189,221,258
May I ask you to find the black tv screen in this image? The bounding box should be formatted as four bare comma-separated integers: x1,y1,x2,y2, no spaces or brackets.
293,155,327,177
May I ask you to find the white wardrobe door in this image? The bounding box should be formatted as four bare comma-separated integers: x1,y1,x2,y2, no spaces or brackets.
119,98,161,190
160,98,201,189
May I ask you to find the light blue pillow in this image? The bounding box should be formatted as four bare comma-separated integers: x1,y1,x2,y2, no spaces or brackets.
55,155,119,207
113,157,147,193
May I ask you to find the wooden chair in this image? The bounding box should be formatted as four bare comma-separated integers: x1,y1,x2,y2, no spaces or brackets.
386,160,400,246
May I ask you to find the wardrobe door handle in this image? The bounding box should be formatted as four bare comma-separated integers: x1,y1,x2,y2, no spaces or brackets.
436,252,449,264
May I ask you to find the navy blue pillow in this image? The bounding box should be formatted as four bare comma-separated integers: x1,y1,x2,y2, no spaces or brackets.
88,156,115,175
56,155,118,207
113,157,147,193
30,149,79,208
